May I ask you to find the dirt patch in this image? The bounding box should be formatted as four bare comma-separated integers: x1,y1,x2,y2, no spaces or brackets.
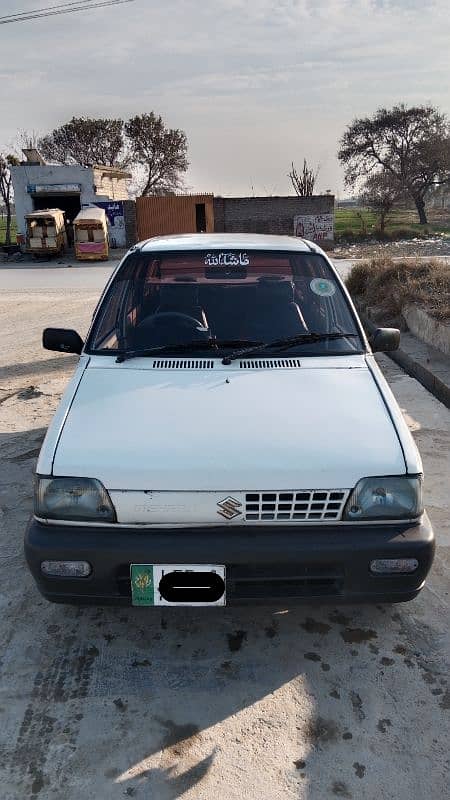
350,692,365,721
304,652,321,662
353,762,366,779
340,628,378,644
332,779,352,797
300,617,331,635
227,630,247,652
304,717,340,746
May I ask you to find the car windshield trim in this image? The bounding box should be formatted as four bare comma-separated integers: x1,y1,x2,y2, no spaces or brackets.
115,339,264,363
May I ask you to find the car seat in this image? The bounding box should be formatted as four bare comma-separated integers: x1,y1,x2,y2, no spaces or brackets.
245,278,308,340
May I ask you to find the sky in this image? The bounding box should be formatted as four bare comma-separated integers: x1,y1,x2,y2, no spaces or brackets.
1,0,449,197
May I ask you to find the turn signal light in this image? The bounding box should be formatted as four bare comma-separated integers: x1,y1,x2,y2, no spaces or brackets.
41,560,92,578
370,558,418,575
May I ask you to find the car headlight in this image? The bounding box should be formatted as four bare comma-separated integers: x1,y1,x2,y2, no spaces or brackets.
35,477,116,522
343,475,423,521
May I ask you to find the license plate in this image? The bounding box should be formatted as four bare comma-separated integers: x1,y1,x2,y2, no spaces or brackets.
130,564,226,607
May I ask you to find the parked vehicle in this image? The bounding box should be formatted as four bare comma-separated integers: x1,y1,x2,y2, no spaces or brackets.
25,209,66,256
74,206,109,261
25,234,434,607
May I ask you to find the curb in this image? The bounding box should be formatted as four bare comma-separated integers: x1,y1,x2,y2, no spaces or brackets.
359,312,450,410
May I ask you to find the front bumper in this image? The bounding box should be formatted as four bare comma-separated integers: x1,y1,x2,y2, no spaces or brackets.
24,514,435,606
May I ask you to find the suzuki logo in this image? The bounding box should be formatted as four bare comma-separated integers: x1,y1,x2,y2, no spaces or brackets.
217,496,242,520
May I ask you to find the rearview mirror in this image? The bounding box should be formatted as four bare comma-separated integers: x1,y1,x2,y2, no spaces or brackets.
369,327,400,353
43,328,84,354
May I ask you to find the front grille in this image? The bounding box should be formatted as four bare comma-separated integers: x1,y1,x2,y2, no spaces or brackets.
152,359,214,369
228,563,344,598
239,358,301,369
245,490,349,522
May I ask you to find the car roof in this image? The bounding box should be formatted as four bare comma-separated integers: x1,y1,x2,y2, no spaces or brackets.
137,233,319,253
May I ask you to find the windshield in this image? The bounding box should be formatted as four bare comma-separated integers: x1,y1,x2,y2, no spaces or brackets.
87,249,364,356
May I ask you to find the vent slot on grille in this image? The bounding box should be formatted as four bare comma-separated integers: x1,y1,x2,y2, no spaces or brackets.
229,563,344,598
152,359,214,369
245,491,348,521
240,359,301,369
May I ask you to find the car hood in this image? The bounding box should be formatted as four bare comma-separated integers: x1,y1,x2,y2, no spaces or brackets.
51,357,405,492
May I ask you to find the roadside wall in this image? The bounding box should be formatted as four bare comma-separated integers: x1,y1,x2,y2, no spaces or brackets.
403,305,450,357
213,195,334,247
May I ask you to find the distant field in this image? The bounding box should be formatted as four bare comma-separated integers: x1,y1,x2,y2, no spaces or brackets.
0,216,17,245
335,207,450,238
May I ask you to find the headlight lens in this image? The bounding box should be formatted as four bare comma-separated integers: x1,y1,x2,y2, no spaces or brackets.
344,475,423,521
35,477,116,522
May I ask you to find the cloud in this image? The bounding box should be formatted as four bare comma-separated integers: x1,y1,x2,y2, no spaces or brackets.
1,0,448,194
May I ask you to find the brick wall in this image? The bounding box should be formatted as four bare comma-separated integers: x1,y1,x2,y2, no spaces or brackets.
123,200,137,248
213,195,334,247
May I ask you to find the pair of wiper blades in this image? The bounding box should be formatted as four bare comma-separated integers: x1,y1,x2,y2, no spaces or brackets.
115,332,359,364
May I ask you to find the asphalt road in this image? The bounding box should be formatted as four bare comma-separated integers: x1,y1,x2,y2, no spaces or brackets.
0,284,449,800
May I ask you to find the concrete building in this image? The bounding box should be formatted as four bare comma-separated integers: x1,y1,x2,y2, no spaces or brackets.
11,154,132,248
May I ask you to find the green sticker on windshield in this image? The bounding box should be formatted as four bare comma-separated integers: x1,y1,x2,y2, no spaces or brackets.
310,278,336,297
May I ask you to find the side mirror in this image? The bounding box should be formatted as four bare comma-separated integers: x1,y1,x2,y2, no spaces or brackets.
43,328,84,354
369,327,400,353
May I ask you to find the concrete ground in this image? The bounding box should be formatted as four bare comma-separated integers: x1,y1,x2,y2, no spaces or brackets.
0,279,449,800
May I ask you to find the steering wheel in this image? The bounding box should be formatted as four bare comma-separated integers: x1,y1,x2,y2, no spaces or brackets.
136,312,210,343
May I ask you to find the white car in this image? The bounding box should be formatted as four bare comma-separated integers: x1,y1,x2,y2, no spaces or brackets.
25,234,434,607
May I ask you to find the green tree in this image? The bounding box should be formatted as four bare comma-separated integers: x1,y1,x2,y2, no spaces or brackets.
39,117,126,167
125,113,188,196
338,104,450,224
360,171,403,234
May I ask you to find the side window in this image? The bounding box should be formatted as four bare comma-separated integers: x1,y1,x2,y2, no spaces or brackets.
89,280,128,349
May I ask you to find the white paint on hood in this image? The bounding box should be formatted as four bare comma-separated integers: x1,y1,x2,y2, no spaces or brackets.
51,358,406,492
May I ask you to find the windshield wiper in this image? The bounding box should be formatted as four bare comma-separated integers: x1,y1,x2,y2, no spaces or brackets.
222,332,361,364
116,339,262,363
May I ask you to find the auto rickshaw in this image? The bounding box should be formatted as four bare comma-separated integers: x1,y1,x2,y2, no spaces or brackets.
25,209,67,256
73,207,109,261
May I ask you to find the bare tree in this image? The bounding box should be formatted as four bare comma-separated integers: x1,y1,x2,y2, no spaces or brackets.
0,153,19,245
360,171,402,234
289,159,319,197
338,103,450,224
125,113,188,196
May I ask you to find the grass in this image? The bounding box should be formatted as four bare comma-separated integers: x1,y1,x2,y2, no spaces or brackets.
0,216,17,246
346,256,450,323
335,207,450,241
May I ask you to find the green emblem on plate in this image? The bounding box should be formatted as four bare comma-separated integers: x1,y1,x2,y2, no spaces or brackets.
131,565,155,606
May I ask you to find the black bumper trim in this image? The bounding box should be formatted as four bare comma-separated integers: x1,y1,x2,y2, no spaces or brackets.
24,514,435,605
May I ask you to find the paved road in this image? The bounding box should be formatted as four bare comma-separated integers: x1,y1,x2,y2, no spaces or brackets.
0,288,449,800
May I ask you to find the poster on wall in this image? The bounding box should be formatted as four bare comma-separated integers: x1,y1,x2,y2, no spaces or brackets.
293,213,334,243
91,201,126,247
